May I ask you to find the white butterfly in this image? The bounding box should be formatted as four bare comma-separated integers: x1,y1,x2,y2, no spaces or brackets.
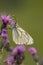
12,23,34,45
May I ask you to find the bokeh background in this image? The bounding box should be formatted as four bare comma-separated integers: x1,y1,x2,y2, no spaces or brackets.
0,0,43,65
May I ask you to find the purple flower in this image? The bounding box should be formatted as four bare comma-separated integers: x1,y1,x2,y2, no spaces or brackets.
1,15,15,25
1,15,8,23
12,45,25,55
8,19,14,25
17,45,25,53
28,47,37,55
1,29,8,38
7,56,14,64
2,29,8,33
12,46,25,65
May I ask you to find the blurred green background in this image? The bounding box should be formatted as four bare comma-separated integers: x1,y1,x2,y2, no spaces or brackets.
0,0,43,65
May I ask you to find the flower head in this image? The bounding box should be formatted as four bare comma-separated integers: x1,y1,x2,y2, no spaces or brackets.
12,45,25,55
28,47,37,55
1,15,9,23
7,56,14,64
17,45,25,53
1,29,8,38
1,15,13,24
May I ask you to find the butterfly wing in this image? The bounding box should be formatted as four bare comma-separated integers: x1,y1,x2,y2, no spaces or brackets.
12,24,34,45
